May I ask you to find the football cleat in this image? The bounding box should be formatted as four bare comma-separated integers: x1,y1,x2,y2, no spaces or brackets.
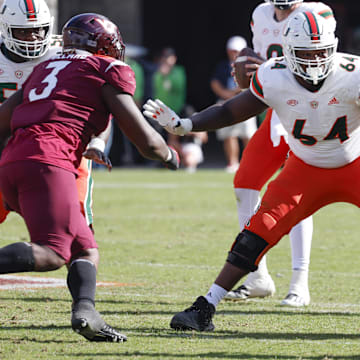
71,302,127,342
170,296,215,332
223,285,250,300
280,293,310,307
224,274,276,300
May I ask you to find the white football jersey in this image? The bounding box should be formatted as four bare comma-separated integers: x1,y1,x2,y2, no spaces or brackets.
251,2,336,60
250,2,336,147
0,35,61,103
250,53,360,168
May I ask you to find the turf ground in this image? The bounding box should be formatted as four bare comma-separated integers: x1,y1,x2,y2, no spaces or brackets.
0,168,359,360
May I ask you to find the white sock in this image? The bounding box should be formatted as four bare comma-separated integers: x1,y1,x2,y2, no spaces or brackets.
288,269,309,299
289,216,313,271
205,283,228,307
234,188,269,285
234,188,261,230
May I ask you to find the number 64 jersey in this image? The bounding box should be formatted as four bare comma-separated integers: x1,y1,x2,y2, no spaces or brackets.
250,53,360,169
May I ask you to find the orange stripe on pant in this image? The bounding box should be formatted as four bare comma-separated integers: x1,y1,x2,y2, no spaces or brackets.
245,153,360,264
0,192,10,224
76,157,91,219
233,108,289,190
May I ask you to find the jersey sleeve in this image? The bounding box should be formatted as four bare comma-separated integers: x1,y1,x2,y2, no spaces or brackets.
249,63,271,107
250,6,262,54
101,58,136,96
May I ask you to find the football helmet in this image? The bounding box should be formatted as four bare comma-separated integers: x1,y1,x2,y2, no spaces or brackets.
266,0,303,10
62,13,125,61
0,0,53,59
283,11,338,85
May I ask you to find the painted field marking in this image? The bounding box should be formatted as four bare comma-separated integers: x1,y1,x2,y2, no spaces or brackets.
0,275,141,290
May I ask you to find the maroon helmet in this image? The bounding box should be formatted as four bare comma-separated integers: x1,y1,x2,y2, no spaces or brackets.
62,13,125,60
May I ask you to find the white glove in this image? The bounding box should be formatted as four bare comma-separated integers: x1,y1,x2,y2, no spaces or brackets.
143,99,192,136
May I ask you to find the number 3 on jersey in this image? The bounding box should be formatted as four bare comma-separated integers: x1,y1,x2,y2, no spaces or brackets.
28,61,71,102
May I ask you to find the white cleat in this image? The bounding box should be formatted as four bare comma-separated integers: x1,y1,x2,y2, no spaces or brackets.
280,293,310,307
224,275,276,300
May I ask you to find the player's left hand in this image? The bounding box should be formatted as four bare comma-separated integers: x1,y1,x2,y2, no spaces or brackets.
83,148,112,172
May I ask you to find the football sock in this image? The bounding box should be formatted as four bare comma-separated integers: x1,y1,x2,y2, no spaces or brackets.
67,259,97,307
288,269,309,297
234,188,261,230
205,284,228,307
0,242,35,274
289,215,313,271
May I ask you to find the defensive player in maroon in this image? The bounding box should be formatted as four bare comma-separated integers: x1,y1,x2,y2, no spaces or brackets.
0,13,179,342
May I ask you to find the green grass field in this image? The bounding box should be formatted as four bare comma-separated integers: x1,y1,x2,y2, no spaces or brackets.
0,168,359,360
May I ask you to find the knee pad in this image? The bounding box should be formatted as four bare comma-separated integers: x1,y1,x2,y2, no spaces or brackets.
227,230,268,271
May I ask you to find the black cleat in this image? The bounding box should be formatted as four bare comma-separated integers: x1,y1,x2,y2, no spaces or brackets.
170,296,215,332
71,302,127,342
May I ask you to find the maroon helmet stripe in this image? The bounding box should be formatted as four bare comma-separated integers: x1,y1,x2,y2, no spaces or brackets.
304,12,320,40
24,0,37,20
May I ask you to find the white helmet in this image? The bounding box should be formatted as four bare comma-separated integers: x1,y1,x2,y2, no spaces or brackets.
0,0,54,59
282,11,338,85
266,0,303,10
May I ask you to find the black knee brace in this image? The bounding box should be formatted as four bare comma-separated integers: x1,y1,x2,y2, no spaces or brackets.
0,242,35,274
226,230,268,271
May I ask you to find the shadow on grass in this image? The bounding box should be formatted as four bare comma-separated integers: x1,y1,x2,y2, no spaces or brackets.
60,351,360,359
2,324,358,342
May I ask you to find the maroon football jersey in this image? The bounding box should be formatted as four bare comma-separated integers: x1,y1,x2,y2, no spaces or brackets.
0,51,136,174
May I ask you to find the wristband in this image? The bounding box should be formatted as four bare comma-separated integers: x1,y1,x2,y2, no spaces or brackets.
87,137,105,153
179,118,193,134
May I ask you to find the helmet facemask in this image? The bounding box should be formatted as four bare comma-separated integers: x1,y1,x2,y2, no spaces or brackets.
283,11,338,85
267,0,303,10
2,24,53,59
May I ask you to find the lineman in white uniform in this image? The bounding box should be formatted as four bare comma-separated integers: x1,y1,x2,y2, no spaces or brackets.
227,0,336,307
144,11,360,332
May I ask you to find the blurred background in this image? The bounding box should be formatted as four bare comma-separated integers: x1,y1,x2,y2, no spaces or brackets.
26,1,360,168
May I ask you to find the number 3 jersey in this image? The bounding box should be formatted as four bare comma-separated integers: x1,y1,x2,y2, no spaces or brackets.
0,50,136,174
250,53,360,169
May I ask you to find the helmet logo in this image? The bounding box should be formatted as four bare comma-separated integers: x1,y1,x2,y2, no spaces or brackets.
94,18,117,33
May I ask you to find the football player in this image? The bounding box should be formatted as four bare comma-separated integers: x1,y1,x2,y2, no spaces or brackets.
0,0,111,229
225,0,336,307
0,12,179,342
144,10,360,331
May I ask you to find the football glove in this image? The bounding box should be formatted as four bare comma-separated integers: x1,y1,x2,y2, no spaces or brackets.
143,99,193,136
163,146,180,170
83,148,112,172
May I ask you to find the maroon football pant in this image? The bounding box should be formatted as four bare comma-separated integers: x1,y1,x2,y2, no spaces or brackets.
0,161,97,262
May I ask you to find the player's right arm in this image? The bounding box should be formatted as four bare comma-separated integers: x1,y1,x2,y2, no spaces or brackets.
0,89,23,139
102,84,179,169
